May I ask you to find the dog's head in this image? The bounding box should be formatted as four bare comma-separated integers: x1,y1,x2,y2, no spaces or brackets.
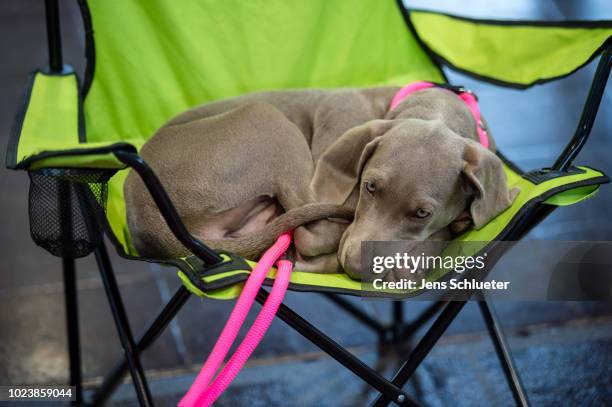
312,118,519,279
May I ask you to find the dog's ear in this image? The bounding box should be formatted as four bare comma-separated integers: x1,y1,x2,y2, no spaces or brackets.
462,143,519,229
312,120,395,204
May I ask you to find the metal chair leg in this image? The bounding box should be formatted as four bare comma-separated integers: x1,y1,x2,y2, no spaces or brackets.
91,285,191,406
95,243,154,407
258,289,422,407
322,293,387,335
391,301,404,340
393,301,404,325
62,257,82,405
479,298,530,407
371,300,467,407
390,301,446,343
405,301,445,334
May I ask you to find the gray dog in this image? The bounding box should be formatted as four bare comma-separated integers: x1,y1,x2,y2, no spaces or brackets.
125,87,518,279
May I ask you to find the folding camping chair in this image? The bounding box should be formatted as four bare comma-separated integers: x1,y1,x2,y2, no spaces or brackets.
6,0,612,405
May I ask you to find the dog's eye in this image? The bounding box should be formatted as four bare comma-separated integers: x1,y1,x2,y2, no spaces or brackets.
415,208,431,219
364,180,376,194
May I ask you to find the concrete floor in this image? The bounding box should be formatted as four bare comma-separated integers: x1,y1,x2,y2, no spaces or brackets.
1,1,611,406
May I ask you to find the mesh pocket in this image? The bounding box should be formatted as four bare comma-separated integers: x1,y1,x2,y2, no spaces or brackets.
28,168,115,258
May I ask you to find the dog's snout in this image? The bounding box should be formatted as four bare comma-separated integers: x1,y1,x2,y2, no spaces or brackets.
341,243,363,279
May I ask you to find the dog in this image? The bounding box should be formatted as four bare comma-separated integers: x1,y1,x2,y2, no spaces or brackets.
125,86,518,280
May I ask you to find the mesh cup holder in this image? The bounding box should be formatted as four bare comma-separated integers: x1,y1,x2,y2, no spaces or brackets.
28,168,115,258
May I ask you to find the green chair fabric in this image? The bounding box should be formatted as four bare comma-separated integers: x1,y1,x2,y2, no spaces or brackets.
410,10,612,88
5,70,136,171
81,0,444,144
9,3,612,170
5,1,612,299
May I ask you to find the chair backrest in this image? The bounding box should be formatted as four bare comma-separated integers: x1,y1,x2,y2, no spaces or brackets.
78,0,443,143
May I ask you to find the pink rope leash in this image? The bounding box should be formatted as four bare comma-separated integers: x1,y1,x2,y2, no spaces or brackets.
179,232,293,407
197,259,292,405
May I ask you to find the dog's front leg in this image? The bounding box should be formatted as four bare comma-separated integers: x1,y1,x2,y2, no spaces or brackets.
295,251,342,274
294,219,348,257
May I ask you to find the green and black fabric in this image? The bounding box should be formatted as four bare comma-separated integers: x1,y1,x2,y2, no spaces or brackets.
6,0,611,300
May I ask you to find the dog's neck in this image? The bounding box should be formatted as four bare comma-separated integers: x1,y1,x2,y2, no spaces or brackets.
389,82,489,149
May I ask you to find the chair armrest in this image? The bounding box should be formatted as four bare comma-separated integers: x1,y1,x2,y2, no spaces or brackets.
17,142,137,171
408,9,612,88
6,67,137,170
8,69,219,264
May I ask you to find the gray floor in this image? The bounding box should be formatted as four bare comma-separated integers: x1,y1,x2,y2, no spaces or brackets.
1,1,611,406
105,318,612,407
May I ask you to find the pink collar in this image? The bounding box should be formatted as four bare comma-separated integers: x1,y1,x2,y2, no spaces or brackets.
389,81,489,149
